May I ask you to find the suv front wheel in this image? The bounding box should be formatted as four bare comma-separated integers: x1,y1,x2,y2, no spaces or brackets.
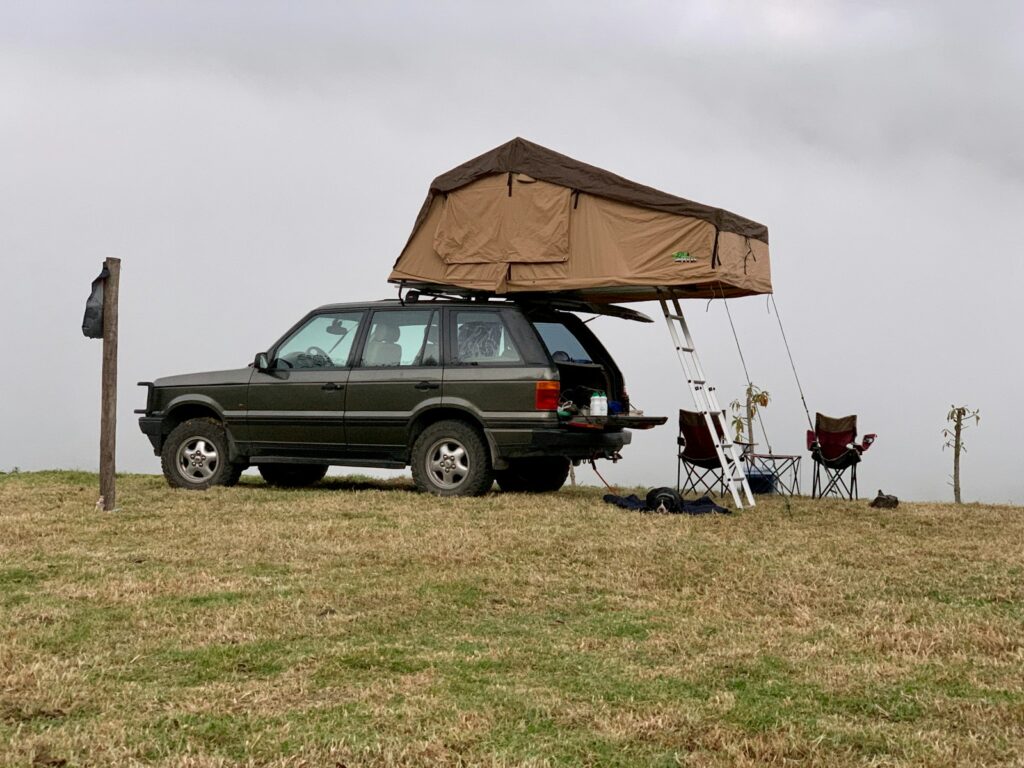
411,420,493,497
162,417,243,490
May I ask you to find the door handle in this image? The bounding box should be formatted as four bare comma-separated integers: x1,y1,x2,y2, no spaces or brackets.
414,381,440,391
321,382,344,391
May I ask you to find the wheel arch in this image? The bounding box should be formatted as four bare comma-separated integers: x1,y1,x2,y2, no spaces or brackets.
407,407,502,468
164,400,223,431
162,400,243,462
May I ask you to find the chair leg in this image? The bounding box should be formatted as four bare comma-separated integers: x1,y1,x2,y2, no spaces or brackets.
682,464,700,497
818,466,856,500
682,464,723,497
826,469,842,498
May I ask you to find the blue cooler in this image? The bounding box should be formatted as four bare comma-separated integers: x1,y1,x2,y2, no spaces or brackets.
745,468,777,495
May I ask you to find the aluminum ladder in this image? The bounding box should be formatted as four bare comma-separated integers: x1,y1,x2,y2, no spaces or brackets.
659,295,755,508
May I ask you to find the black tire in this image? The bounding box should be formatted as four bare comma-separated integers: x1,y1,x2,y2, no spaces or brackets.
495,457,571,493
258,464,328,488
161,417,243,490
411,420,493,497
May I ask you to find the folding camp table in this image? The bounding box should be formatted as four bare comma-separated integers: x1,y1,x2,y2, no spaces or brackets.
745,452,802,496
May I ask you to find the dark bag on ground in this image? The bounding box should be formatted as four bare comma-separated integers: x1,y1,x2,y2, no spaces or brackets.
869,490,899,509
82,265,109,339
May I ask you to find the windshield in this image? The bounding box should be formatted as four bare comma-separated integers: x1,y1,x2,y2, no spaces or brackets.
275,311,364,369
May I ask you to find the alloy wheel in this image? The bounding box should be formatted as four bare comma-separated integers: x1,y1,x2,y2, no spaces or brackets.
426,437,470,490
176,437,220,483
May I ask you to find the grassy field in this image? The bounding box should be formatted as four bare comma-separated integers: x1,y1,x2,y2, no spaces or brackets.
1,471,1022,767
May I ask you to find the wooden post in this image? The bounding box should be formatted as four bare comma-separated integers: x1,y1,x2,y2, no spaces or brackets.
99,257,120,511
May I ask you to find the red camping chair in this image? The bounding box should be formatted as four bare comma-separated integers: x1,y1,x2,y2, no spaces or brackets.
807,413,876,499
677,409,731,496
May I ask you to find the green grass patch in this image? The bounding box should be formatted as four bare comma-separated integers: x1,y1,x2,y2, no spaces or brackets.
0,472,1022,767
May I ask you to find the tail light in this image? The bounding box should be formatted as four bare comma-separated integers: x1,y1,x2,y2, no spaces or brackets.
535,381,560,410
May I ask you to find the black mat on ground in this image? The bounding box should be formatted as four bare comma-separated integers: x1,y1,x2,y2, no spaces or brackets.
603,493,730,515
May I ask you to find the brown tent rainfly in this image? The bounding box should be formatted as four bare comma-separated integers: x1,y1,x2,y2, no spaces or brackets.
389,137,771,304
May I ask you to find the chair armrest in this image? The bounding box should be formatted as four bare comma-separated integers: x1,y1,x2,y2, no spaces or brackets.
860,433,877,452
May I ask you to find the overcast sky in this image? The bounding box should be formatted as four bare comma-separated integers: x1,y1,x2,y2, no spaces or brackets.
2,1,1021,503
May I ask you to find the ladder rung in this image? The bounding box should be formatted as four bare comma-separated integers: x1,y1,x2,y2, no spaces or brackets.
665,313,686,320
689,379,706,385
675,346,694,352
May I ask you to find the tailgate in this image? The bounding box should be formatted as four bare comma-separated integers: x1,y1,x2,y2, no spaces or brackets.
563,414,667,430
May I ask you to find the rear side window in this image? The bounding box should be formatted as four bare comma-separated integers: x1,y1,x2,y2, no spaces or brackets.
453,311,523,365
360,309,439,367
533,321,592,363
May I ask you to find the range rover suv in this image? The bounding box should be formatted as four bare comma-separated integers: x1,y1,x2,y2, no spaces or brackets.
137,295,665,496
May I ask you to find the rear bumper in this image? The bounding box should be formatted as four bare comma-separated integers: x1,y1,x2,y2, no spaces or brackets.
491,427,631,460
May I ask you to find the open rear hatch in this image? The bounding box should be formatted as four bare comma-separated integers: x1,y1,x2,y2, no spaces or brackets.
522,303,666,432
563,413,667,431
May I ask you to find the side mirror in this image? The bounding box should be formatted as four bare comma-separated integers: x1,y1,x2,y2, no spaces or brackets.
253,352,270,371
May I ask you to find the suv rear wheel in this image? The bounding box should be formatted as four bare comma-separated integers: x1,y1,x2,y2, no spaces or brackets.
411,420,493,496
495,457,571,493
162,418,243,490
258,464,328,488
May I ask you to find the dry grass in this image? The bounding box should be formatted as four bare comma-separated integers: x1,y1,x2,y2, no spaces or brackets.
1,470,1022,767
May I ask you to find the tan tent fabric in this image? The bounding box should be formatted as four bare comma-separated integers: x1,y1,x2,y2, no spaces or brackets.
389,138,771,303
435,174,571,265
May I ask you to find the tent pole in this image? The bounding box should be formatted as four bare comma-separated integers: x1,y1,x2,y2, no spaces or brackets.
769,293,815,433
719,284,773,455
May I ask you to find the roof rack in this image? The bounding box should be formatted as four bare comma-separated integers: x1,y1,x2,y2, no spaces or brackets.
397,282,653,322
403,286,513,304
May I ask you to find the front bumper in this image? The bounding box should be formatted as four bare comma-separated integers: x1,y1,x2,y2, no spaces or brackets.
139,416,163,454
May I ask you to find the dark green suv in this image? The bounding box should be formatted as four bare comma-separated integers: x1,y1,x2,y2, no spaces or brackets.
138,296,664,496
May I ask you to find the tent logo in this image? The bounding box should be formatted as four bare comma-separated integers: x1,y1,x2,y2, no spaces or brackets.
671,251,696,263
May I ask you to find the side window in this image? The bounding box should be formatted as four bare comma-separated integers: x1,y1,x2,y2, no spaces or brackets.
533,321,593,363
454,311,523,365
274,311,364,369
359,309,439,368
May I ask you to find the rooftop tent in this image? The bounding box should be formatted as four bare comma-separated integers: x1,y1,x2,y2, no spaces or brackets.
388,137,771,304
